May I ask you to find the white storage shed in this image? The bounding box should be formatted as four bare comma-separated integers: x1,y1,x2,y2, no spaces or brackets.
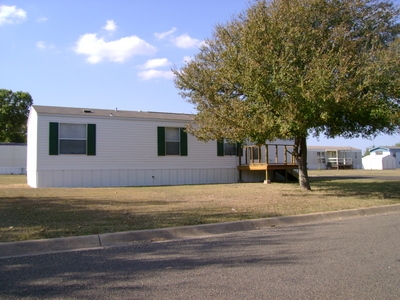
362,154,396,170
368,146,400,168
362,146,399,170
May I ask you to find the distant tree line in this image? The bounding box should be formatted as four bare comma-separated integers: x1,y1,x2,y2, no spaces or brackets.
0,89,33,143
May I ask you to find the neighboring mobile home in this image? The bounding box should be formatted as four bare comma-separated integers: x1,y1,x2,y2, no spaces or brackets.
362,146,400,170
0,143,27,174
27,105,296,188
307,146,362,170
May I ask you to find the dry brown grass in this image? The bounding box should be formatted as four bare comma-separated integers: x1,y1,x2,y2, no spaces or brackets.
1,169,399,242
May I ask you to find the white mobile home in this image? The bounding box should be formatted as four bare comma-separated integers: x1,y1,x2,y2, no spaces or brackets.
27,105,237,187
307,146,362,170
27,105,297,188
0,143,27,174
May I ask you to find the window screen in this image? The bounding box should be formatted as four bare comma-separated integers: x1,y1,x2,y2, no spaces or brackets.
165,127,180,155
59,123,87,154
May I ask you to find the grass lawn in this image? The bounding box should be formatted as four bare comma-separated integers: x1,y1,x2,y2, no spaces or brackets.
1,169,399,242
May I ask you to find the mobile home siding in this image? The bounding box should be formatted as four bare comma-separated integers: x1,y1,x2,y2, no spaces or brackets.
27,109,38,186
0,143,27,175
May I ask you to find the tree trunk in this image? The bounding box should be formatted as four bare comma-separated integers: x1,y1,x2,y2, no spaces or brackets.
294,136,311,191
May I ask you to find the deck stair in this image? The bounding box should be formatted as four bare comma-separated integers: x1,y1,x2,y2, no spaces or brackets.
274,169,299,182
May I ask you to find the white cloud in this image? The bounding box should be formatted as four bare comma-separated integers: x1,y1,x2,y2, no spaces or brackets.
37,16,47,23
154,27,177,40
155,28,204,50
74,33,157,64
36,41,54,50
0,5,27,25
140,58,170,70
103,20,117,32
173,33,203,49
138,69,174,80
137,58,173,80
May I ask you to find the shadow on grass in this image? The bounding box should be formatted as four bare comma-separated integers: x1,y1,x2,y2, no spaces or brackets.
0,196,282,242
311,179,400,201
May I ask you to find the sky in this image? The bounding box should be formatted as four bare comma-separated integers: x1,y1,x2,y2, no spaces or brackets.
1,0,399,152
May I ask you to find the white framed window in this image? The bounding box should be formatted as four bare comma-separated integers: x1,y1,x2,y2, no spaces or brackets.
59,123,87,154
165,127,180,155
157,126,188,156
224,139,237,156
217,139,240,156
49,122,96,156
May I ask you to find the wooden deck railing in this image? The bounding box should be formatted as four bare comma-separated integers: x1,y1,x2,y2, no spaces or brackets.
326,157,353,169
240,144,296,167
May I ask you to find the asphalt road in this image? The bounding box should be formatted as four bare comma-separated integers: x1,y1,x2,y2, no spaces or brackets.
1,212,399,300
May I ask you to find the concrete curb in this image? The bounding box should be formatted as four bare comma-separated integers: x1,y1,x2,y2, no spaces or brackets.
1,204,400,259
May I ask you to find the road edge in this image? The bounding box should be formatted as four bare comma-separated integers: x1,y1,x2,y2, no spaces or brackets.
1,204,400,259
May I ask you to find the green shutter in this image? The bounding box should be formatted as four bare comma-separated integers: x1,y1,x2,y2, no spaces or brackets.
236,142,242,156
157,127,165,156
87,124,96,156
217,140,224,156
49,122,59,155
180,128,188,156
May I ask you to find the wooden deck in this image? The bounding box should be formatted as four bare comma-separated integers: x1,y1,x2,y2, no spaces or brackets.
237,163,298,171
237,144,299,182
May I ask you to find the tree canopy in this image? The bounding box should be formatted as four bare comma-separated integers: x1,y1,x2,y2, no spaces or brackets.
0,89,33,143
174,0,400,190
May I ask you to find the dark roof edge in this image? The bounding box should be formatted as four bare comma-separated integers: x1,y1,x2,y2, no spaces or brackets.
31,105,195,121
370,146,400,151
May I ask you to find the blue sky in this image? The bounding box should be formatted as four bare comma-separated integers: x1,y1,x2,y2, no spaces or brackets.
1,0,399,151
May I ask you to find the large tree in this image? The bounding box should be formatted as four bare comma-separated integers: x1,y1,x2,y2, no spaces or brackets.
174,0,400,190
0,89,33,143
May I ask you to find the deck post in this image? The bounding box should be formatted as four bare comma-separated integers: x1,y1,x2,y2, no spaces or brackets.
238,149,243,182
263,169,271,184
336,150,339,170
284,145,287,164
